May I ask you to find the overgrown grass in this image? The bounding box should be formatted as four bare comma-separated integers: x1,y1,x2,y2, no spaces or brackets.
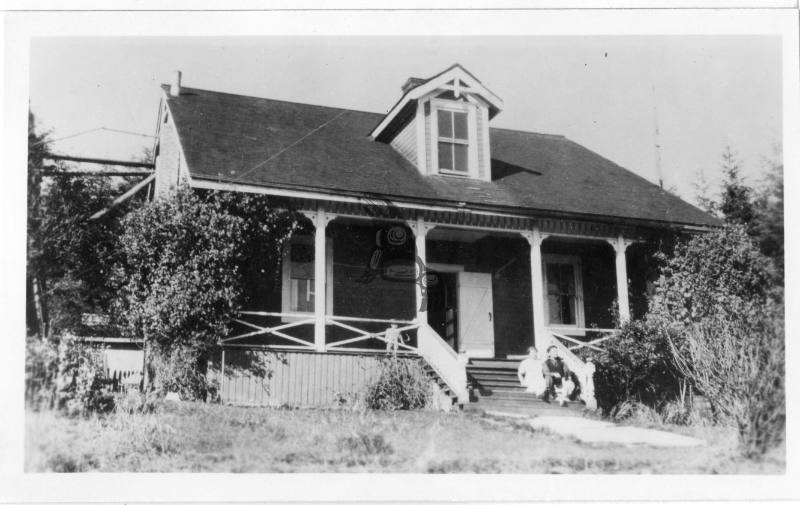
25,402,783,473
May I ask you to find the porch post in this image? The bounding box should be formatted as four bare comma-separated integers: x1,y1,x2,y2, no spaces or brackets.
410,216,432,322
306,208,334,352
522,228,548,350
608,234,632,324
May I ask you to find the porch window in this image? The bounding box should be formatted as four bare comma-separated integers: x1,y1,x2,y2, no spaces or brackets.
281,235,333,315
542,254,585,331
437,109,469,173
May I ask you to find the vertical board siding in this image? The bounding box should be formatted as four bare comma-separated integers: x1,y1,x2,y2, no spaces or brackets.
424,103,432,175
389,116,418,166
476,106,486,180
221,349,417,407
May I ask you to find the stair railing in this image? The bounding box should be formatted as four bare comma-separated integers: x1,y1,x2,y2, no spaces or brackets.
547,331,598,410
416,322,469,404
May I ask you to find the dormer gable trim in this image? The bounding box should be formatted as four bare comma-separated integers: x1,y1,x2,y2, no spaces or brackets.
370,64,503,142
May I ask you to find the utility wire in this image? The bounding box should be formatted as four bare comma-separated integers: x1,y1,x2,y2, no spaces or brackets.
32,126,156,147
229,110,348,185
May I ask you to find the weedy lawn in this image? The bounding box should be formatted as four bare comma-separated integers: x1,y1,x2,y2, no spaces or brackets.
25,402,784,473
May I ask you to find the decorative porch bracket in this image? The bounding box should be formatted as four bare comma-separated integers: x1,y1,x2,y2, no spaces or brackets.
301,208,336,351
605,235,634,324
407,217,436,318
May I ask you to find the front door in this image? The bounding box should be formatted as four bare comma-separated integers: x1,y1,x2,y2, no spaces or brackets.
457,272,494,357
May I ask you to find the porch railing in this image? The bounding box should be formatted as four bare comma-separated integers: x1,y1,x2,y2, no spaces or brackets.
224,311,317,350
225,312,422,353
547,327,620,352
546,328,620,411
223,311,467,404
417,322,469,404
325,315,418,353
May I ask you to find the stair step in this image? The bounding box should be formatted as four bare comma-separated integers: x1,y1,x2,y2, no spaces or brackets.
467,361,520,370
467,368,519,377
468,373,520,382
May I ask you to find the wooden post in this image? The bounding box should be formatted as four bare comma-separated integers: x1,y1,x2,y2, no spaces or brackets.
311,208,333,352
523,228,548,350
410,217,432,322
220,348,226,403
608,235,632,324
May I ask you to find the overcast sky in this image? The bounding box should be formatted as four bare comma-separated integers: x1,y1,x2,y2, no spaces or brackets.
29,36,781,205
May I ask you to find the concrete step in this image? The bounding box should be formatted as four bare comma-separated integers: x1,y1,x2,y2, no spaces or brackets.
464,401,587,417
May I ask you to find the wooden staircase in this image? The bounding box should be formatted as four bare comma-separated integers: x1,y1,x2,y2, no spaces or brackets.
464,357,586,416
421,362,460,406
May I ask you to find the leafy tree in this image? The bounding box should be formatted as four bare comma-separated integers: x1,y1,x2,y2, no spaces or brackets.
111,188,301,399
648,225,783,457
648,225,777,326
27,112,49,338
27,112,151,338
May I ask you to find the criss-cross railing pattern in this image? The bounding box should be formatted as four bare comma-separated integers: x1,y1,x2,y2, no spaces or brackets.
547,328,620,352
325,315,418,353
224,311,317,350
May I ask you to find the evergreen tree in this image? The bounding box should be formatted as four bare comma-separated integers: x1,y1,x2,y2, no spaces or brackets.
751,156,784,278
718,146,755,226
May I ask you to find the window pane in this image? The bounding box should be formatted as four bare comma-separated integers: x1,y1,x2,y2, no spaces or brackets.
560,295,574,324
292,279,314,312
437,110,452,138
291,242,313,263
548,294,562,324
453,144,468,172
453,112,468,140
545,261,577,325
438,142,453,171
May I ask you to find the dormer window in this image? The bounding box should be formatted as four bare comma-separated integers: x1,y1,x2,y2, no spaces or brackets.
437,109,469,173
370,64,504,183
431,99,478,177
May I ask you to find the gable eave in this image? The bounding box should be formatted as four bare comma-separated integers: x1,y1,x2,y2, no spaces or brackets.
369,64,504,141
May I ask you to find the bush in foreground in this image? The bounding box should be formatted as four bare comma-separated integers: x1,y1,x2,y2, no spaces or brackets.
54,335,114,416
364,357,431,410
671,306,784,458
592,319,682,415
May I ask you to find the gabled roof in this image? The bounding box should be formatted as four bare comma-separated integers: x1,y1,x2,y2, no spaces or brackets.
370,64,504,142
162,84,719,229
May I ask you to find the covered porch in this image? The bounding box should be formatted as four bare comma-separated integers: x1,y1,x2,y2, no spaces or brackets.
225,206,647,356
219,200,657,406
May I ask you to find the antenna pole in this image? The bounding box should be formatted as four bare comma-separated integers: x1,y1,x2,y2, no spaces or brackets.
652,84,664,189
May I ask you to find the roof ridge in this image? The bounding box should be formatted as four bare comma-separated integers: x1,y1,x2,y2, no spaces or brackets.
163,83,564,140
489,125,566,140
161,83,383,117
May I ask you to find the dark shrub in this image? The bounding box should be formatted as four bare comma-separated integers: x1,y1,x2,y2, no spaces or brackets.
592,319,681,414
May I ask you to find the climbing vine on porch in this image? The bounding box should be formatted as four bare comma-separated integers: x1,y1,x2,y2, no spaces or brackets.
111,187,303,400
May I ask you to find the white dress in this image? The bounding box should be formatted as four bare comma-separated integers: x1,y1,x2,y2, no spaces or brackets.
517,358,546,395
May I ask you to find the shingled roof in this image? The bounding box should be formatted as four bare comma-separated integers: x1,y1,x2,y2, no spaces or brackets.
163,85,719,229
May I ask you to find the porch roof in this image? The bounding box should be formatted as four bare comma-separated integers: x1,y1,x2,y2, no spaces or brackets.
163,85,719,229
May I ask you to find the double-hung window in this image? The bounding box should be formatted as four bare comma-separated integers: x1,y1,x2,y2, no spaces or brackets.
542,254,585,333
437,109,470,174
281,235,334,319
285,238,315,313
